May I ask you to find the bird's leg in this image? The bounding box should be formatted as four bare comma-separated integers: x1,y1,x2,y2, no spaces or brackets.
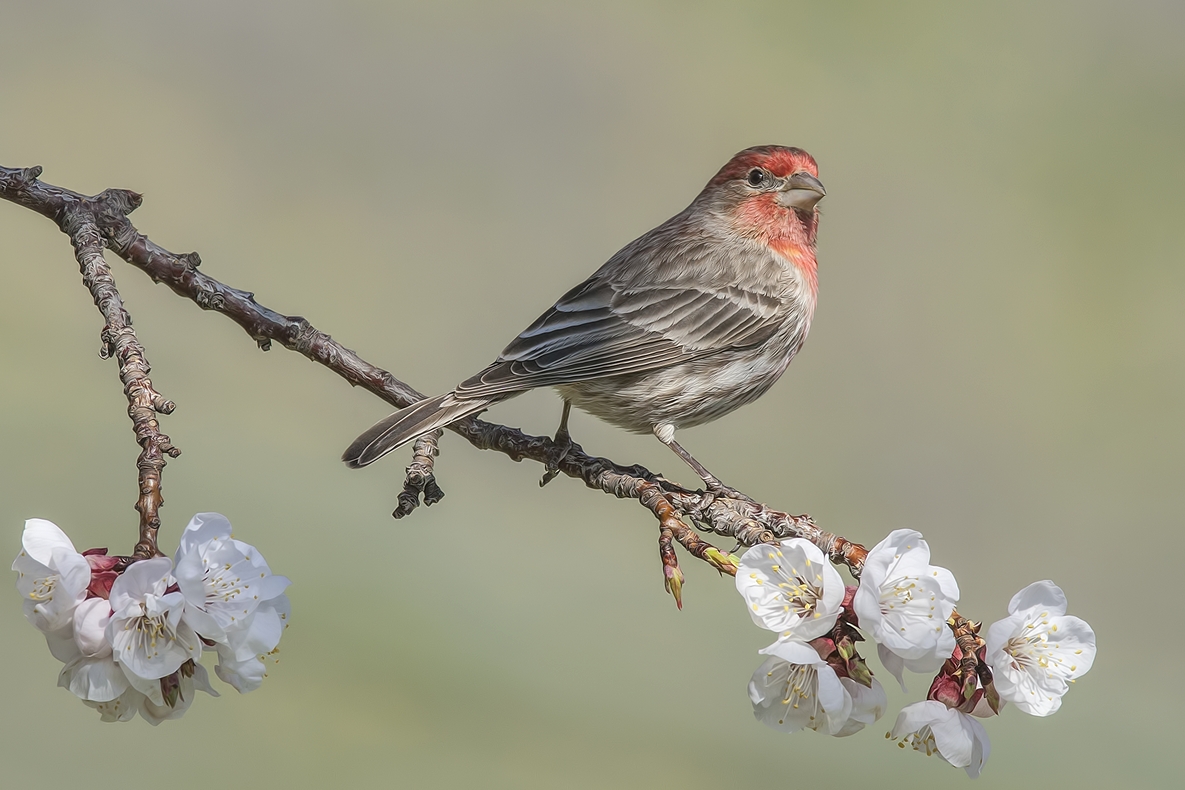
540,400,575,487
653,423,755,510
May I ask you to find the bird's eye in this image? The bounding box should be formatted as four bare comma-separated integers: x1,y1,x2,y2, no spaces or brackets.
746,168,767,187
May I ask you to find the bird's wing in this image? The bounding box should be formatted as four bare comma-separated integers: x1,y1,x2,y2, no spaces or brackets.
453,262,784,400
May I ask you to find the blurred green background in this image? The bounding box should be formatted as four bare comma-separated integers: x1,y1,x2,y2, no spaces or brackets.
2,1,1181,787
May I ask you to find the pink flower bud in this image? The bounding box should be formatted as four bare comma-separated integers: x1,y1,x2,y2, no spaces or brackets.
839,585,859,626
83,548,121,599
808,636,837,661
88,570,118,599
927,672,964,709
82,548,120,572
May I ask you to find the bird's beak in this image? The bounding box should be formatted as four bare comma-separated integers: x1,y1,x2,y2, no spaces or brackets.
777,171,826,210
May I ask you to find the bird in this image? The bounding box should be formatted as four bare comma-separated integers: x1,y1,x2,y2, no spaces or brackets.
343,145,825,497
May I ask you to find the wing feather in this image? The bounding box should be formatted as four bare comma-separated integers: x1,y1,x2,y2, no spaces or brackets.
454,228,790,400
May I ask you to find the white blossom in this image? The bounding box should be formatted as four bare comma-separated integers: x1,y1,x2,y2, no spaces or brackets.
13,511,289,724
736,538,844,643
173,513,290,647
173,512,290,695
984,580,1096,716
12,518,91,633
106,557,201,683
890,700,991,778
749,640,852,735
214,592,288,690
854,529,958,686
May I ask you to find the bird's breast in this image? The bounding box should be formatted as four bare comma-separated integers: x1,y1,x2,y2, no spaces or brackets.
769,240,819,303
558,310,810,433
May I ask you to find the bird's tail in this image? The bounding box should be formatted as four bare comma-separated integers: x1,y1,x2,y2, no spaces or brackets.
342,392,493,468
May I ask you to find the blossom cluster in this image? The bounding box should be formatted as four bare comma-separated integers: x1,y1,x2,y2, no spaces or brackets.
13,513,290,724
736,529,1096,778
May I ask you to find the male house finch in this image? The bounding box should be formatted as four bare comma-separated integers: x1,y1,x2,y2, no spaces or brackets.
343,145,825,494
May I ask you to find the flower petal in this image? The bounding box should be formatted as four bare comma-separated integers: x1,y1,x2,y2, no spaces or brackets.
72,598,113,658
223,594,290,663
760,638,825,666
59,654,130,702
177,512,234,556
814,663,853,734
1007,580,1067,617
18,519,78,566
926,705,975,769
876,642,908,692
931,565,960,603
215,648,269,693
109,557,172,612
834,677,887,737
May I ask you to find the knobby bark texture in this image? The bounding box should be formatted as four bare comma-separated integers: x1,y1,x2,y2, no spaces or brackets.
6,165,970,635
55,182,180,560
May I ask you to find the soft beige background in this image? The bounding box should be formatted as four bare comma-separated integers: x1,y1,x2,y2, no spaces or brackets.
1,1,1181,787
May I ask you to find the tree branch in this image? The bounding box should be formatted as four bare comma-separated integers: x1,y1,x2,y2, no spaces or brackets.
1,163,868,597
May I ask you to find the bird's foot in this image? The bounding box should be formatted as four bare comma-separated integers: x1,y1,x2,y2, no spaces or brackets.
539,432,576,487
692,477,756,518
706,479,756,503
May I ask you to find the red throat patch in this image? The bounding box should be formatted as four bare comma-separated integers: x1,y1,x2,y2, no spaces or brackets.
732,193,820,295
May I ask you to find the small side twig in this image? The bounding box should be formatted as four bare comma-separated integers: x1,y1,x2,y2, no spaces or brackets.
639,483,738,607
950,611,992,686
393,429,444,518
60,204,179,559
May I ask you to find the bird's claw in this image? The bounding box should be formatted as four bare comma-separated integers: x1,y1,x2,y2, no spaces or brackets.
689,479,756,520
703,478,756,504
539,434,575,487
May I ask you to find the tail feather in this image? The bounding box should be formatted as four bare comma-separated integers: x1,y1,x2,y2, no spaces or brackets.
342,393,492,468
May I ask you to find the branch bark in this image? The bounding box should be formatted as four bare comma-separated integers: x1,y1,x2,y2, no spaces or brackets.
393,430,445,519
38,175,180,559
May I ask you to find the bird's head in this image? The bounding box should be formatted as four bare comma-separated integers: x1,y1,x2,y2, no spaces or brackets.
699,146,825,247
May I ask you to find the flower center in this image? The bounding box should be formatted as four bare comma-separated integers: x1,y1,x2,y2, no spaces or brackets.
1004,612,1076,678
878,574,937,623
773,663,822,726
767,552,824,620
124,605,180,660
891,725,939,757
29,573,58,602
203,563,246,604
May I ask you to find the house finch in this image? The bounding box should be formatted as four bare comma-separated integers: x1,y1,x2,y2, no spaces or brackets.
343,145,825,494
